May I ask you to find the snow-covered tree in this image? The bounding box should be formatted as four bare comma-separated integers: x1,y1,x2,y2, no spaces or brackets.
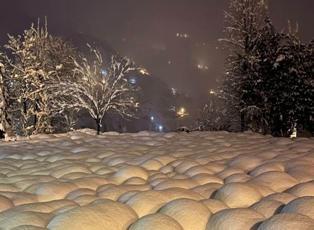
220,0,268,131
4,20,76,135
258,29,313,136
221,1,313,137
58,45,140,134
0,55,15,139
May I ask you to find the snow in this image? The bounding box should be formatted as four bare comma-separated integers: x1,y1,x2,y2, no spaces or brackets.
0,130,313,229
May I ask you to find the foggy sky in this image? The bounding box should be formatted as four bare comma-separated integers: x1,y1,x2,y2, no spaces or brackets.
1,0,313,99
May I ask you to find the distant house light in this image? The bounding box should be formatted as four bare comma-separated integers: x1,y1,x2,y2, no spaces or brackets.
209,89,216,95
129,77,136,84
101,69,108,76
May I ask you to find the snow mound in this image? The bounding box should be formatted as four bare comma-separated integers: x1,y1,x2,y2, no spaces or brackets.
281,196,314,219
25,182,78,202
161,188,204,201
285,180,314,197
47,199,138,230
192,174,223,185
251,199,284,218
249,162,285,177
126,190,168,217
72,195,100,206
0,195,14,212
154,178,199,190
224,173,251,183
201,199,229,213
50,165,91,178
206,208,264,230
257,213,314,230
111,166,149,184
13,200,77,214
96,185,128,201
65,188,95,200
184,165,214,177
192,183,223,198
140,159,163,171
0,211,50,229
249,171,298,192
216,167,244,179
159,198,211,230
129,213,183,230
214,182,262,208
228,155,263,171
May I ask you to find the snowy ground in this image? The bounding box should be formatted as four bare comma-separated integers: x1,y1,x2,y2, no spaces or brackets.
0,129,314,230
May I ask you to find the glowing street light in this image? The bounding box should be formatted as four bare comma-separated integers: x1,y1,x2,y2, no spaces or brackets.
197,64,209,70
209,89,216,95
177,107,189,118
150,116,155,122
139,68,149,76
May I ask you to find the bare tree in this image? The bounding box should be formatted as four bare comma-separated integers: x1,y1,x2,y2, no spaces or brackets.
59,45,141,134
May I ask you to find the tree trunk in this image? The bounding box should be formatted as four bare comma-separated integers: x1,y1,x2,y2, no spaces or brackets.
95,118,101,135
23,99,27,114
34,99,39,128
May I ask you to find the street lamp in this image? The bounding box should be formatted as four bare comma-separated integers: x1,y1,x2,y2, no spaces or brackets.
139,68,149,76
209,89,216,95
177,107,188,118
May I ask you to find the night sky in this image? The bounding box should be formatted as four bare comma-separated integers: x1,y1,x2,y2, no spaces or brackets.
1,0,313,99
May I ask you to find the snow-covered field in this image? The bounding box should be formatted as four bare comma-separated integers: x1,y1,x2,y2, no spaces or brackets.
0,129,314,230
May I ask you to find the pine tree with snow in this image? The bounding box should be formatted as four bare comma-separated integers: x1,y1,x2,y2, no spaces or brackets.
220,0,269,131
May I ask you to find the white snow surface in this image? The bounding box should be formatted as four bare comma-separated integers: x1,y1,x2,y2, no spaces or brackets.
0,129,314,229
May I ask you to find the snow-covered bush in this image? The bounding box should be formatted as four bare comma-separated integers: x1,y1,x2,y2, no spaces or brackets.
197,91,239,131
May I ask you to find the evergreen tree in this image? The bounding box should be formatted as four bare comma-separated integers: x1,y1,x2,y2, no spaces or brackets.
221,0,313,136
221,0,268,131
